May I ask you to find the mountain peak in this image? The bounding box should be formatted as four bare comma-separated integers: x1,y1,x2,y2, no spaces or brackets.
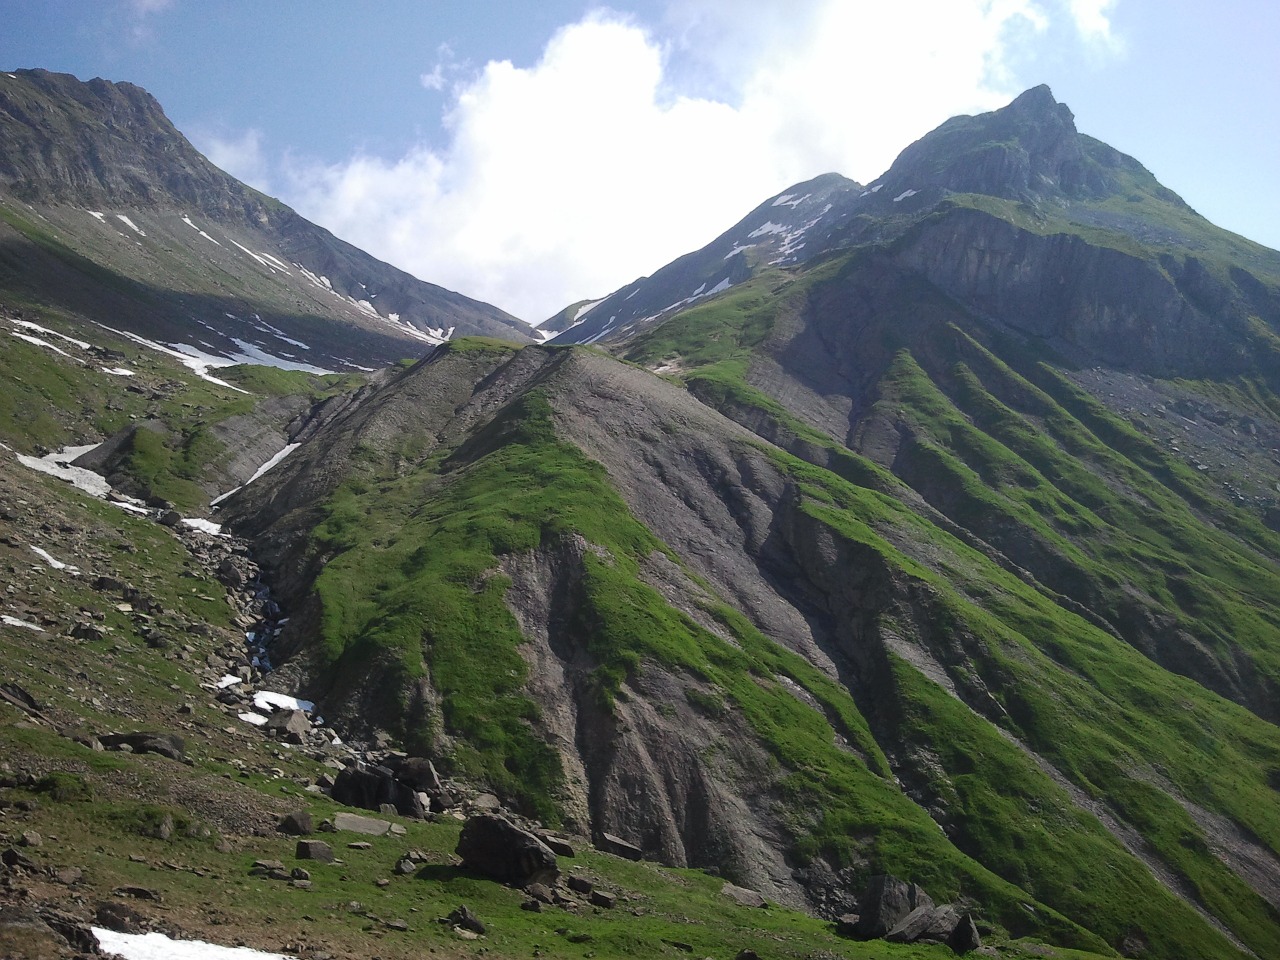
875,84,1104,202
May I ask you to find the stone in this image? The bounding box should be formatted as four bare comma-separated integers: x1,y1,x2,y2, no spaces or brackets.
886,903,962,944
98,731,185,761
295,840,334,862
526,882,556,904
278,811,314,835
445,904,486,935
18,831,41,848
947,912,982,953
291,867,311,881
267,709,311,744
834,914,861,939
589,890,617,909
567,875,593,895
394,858,416,875
597,832,643,861
332,812,392,836
720,882,767,908
538,832,577,858
470,792,502,812
853,875,933,940
456,814,559,887
331,764,425,819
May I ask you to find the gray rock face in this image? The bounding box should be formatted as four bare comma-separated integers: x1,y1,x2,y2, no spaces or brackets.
456,815,559,887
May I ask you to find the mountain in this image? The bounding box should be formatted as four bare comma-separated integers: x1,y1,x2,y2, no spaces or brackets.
0,69,532,374
4,82,1280,960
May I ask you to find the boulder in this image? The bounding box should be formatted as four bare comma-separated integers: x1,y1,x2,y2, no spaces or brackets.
445,904,486,935
456,815,559,887
597,831,643,861
721,882,768,908
295,840,334,862
332,812,393,836
853,875,933,940
266,709,311,744
98,732,185,761
277,811,314,835
331,763,425,818
537,832,577,857
947,912,982,953
886,903,962,943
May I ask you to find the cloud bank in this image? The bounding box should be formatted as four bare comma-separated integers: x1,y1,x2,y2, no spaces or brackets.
221,0,1120,322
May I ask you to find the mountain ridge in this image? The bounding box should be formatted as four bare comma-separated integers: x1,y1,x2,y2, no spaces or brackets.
0,68,532,374
3,78,1280,960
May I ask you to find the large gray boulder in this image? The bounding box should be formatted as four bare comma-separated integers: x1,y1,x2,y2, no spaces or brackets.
853,875,933,940
456,815,559,887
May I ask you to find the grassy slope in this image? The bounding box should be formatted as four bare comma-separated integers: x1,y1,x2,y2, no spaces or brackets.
0,304,365,510
611,247,1280,956
3,463,1054,960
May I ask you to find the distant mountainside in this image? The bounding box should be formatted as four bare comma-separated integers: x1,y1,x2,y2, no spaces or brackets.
0,68,531,372
4,82,1280,960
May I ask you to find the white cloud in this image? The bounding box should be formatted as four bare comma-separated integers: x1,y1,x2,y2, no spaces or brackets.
194,127,272,194
275,0,1113,322
420,42,461,92
1065,0,1123,50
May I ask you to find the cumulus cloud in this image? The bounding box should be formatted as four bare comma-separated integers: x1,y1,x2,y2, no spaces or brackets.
275,0,1116,322
197,127,272,194
1066,0,1123,50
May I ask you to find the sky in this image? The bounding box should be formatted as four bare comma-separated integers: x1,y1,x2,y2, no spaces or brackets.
2,0,1277,323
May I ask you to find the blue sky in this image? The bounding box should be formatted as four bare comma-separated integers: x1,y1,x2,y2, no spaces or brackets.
2,0,1276,321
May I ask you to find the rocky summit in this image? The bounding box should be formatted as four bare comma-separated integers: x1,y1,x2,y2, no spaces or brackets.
2,77,1280,960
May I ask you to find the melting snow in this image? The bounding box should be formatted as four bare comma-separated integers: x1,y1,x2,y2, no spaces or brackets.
238,711,269,726
92,928,298,960
245,442,300,486
253,690,315,713
2,615,43,631
11,332,78,359
724,243,756,260
30,545,78,572
116,214,145,235
893,189,918,202
748,221,787,238
94,324,249,392
228,338,335,374
11,321,92,350
215,675,242,689
771,193,810,208
88,211,106,222
180,518,224,535
180,215,222,245
15,445,112,498
100,367,135,376
870,184,883,193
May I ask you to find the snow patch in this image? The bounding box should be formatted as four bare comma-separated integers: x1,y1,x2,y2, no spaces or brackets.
100,367,135,376
30,545,78,572
115,214,145,236
88,211,106,222
748,220,787,238
15,445,112,498
11,319,92,349
93,324,249,392
215,675,242,689
772,192,810,208
228,338,335,374
724,243,756,260
253,690,315,713
180,518,224,536
893,189,918,202
180,215,221,245
870,183,883,192
11,332,79,359
238,712,270,726
92,927,298,960
2,615,43,631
